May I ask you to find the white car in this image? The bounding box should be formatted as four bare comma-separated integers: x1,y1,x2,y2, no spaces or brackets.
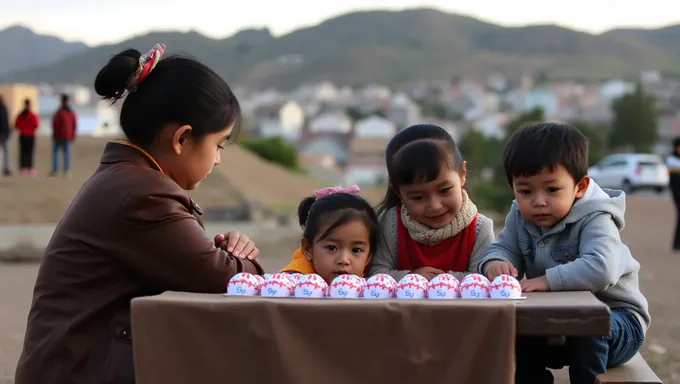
588,154,669,194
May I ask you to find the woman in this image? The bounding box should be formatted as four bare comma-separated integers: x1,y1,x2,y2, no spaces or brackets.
14,43,264,384
15,98,40,176
667,136,680,251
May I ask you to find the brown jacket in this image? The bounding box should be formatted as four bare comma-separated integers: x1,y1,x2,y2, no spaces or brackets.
14,142,263,384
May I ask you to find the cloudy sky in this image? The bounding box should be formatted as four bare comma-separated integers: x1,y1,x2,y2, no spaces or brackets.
1,0,679,45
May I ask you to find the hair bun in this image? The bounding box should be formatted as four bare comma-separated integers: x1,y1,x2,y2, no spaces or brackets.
297,196,317,228
94,49,142,101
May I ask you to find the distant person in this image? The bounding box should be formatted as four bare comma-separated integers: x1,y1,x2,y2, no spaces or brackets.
14,98,39,176
14,43,264,384
667,136,680,251
0,95,11,176
50,93,77,176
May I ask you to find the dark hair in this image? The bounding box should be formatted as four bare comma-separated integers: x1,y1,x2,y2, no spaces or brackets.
377,124,463,215
94,48,241,148
61,94,69,104
21,98,30,116
503,122,588,185
672,136,680,157
298,193,379,255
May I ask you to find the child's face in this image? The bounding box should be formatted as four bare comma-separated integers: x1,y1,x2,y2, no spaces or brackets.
397,164,467,229
511,164,589,228
166,124,232,190
301,219,372,284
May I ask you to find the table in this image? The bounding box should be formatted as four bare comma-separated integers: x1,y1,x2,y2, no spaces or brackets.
517,291,611,336
130,291,611,384
131,292,516,384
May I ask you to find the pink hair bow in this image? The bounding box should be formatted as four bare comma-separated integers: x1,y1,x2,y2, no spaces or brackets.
314,185,360,198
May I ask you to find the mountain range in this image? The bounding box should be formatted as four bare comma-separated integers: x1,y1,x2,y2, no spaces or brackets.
2,8,680,88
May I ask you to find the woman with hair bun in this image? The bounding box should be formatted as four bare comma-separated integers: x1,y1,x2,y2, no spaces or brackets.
14,44,264,384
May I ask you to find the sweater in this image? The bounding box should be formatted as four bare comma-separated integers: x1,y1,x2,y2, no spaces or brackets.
367,207,495,281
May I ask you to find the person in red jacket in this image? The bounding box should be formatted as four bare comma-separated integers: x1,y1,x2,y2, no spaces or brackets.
51,94,77,176
15,98,40,176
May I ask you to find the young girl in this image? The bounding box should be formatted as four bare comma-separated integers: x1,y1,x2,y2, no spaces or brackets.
281,185,379,284
367,124,495,281
14,44,262,384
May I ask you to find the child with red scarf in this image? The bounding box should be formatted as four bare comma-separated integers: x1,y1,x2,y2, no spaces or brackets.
366,124,495,281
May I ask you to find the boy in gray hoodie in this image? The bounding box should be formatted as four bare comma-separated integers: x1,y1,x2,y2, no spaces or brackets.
478,123,649,384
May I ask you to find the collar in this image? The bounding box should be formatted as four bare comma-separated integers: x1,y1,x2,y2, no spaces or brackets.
100,141,163,173
99,141,203,216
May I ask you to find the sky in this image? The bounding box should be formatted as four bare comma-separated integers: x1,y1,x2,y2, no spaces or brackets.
1,0,680,46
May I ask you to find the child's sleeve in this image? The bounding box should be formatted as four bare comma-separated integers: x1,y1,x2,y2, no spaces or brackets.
545,212,627,292
366,208,410,281
477,203,526,278
449,214,495,281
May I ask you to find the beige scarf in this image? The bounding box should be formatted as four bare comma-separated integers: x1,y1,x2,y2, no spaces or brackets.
400,189,478,246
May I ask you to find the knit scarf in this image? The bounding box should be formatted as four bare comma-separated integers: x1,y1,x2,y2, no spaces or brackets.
400,189,478,246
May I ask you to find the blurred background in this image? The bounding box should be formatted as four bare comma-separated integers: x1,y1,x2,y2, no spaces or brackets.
1,1,680,382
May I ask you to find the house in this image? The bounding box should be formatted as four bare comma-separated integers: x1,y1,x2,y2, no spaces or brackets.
600,80,634,104
298,134,351,166
388,92,422,128
298,153,345,186
419,118,465,142
522,89,559,119
252,100,305,142
36,96,122,137
308,111,352,134
655,113,680,154
359,84,392,101
48,84,92,106
470,113,508,139
295,82,339,102
344,137,390,186
354,115,396,138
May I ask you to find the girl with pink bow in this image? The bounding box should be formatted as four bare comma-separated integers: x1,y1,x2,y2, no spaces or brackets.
280,185,379,284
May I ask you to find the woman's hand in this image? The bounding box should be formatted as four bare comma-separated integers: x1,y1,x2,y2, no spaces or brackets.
214,231,259,260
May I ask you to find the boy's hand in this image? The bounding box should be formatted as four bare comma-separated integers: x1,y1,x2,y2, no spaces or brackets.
483,260,518,280
214,231,259,260
411,267,445,281
520,275,549,292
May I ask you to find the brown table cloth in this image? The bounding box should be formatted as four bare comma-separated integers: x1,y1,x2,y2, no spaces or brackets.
518,292,611,336
132,292,516,384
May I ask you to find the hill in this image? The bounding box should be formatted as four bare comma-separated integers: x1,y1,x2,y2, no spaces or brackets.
3,8,680,88
0,137,384,224
0,25,88,76
603,25,680,57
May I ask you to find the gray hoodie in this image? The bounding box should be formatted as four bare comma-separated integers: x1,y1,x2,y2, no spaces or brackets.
479,181,650,331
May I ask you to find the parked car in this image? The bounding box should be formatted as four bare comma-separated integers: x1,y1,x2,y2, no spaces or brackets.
588,154,669,194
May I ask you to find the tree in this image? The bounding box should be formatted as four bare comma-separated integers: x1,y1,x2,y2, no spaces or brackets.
534,70,549,86
459,129,504,176
240,137,301,171
418,101,449,119
570,120,609,166
610,83,658,153
474,108,546,214
505,107,544,137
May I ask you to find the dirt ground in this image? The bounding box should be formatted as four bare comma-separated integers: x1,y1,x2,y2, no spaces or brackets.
1,195,679,383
